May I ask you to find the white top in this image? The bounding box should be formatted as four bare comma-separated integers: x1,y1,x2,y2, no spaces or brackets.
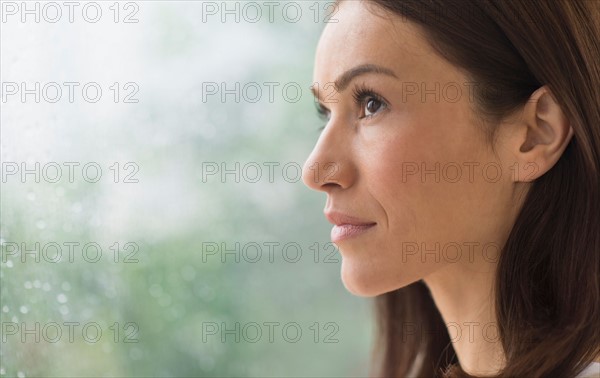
577,362,600,378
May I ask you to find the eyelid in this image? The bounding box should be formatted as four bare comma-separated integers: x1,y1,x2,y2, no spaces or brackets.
315,101,331,119
315,102,330,133
352,84,389,119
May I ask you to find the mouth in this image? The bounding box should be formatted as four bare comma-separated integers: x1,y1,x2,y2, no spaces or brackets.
324,211,377,243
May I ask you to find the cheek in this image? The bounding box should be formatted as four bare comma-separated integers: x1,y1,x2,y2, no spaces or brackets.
362,128,445,237
338,79,517,295
339,138,452,296
340,114,498,295
368,111,492,239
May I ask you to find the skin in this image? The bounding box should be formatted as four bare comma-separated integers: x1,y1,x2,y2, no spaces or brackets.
302,1,578,375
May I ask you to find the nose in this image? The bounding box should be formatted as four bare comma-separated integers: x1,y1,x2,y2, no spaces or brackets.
302,121,356,192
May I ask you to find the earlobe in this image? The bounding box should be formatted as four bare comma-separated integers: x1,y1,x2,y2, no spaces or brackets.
512,86,574,182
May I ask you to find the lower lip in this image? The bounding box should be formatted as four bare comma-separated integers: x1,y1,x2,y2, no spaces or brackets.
331,224,376,242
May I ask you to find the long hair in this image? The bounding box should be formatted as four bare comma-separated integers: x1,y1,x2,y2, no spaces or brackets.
365,1,600,377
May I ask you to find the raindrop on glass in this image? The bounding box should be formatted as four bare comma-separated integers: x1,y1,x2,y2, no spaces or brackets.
59,305,69,315
57,293,68,304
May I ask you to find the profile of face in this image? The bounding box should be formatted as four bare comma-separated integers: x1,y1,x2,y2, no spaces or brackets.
302,1,572,296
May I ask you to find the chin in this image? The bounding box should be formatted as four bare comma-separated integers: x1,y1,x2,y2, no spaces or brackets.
340,260,394,297
340,258,423,297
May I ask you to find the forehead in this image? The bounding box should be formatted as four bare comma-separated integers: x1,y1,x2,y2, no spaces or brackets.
313,1,439,83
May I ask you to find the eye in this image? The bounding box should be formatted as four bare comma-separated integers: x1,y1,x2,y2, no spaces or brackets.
315,102,330,131
364,98,384,117
316,102,331,120
352,85,388,120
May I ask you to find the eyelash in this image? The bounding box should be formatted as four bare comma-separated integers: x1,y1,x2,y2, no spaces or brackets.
315,84,388,132
315,102,329,132
352,84,388,120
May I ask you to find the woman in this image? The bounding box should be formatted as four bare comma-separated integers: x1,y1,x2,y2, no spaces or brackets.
301,1,600,377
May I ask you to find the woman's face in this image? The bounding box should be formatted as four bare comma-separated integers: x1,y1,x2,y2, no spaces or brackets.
302,1,523,296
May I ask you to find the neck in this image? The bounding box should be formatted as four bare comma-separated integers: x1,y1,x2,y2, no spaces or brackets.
424,253,505,376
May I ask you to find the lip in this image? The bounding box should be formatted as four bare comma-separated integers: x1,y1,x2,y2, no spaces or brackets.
324,211,377,242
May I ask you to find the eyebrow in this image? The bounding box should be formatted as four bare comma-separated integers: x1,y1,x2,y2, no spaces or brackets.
311,63,398,100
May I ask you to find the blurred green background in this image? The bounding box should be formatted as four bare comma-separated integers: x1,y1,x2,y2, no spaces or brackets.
0,1,373,377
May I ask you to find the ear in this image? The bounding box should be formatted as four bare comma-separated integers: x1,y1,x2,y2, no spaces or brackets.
509,86,574,182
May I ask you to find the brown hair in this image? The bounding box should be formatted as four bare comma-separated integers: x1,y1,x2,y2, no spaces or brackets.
362,0,600,377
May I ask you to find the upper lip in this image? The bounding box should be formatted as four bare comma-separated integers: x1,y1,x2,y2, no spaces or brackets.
324,210,377,226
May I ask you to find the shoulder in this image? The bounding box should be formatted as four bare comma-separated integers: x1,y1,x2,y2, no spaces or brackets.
576,362,600,378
